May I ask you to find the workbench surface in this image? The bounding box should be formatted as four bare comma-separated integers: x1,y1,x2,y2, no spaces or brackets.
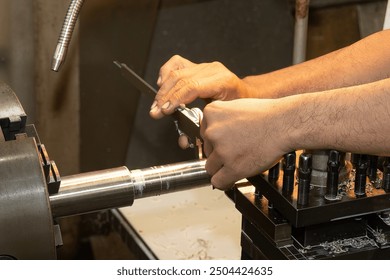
120,186,241,260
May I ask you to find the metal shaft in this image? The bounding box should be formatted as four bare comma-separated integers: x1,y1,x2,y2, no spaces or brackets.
49,159,209,218
354,154,368,197
383,157,390,192
293,0,310,65
297,153,312,206
282,151,296,196
325,150,340,201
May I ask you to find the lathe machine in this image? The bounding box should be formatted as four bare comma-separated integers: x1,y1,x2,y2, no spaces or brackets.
0,82,210,260
1,80,390,260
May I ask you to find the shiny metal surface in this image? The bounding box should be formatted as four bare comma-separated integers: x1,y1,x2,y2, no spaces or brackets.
0,137,56,259
305,149,352,187
50,166,133,218
132,159,209,199
0,82,27,140
50,159,209,218
52,0,84,71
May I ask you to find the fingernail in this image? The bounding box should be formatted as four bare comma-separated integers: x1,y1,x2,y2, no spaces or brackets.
150,100,157,110
150,107,159,115
162,101,171,110
157,76,161,85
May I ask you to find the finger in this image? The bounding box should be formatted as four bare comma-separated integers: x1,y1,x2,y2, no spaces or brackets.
150,73,205,119
158,55,193,87
203,140,213,158
156,62,220,116
211,166,237,191
157,62,213,108
153,70,188,117
150,75,189,118
159,76,200,116
205,151,223,176
178,134,191,149
158,55,182,86
200,115,213,156
149,105,164,119
155,69,181,104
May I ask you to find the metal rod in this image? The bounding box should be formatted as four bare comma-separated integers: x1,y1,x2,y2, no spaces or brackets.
325,150,340,201
51,0,85,72
297,153,312,205
354,154,368,198
293,0,310,65
49,159,209,218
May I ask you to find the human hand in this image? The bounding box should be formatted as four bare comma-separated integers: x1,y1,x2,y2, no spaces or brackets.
200,99,292,190
150,55,247,119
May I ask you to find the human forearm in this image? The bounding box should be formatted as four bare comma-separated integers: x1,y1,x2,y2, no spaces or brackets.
281,78,390,156
242,30,390,99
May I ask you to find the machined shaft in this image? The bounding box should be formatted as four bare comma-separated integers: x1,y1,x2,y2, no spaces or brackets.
49,159,209,218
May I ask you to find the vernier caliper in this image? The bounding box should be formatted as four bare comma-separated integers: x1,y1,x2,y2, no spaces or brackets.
114,61,204,159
